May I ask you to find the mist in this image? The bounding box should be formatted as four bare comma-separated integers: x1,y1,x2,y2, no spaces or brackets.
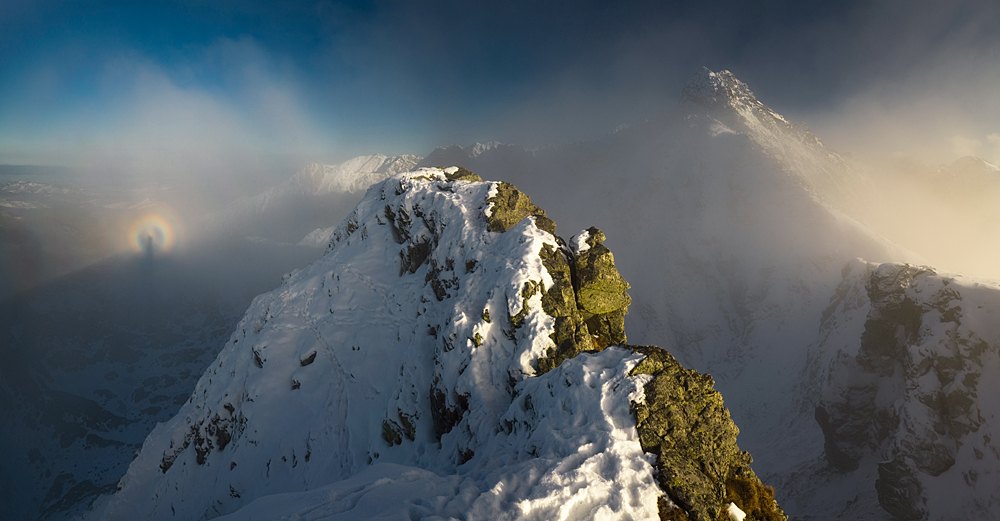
4,1,1000,520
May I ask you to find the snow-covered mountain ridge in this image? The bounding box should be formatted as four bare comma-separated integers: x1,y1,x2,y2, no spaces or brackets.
12,67,1000,521
100,168,783,521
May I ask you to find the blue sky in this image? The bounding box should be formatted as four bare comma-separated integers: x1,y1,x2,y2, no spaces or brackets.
3,0,1000,180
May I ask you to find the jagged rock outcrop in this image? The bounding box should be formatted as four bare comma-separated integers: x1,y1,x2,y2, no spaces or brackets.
101,167,781,521
630,346,785,521
817,262,1000,520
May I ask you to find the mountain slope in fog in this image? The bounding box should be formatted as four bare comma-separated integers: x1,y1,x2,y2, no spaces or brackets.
815,261,1000,520
205,154,420,243
0,240,321,521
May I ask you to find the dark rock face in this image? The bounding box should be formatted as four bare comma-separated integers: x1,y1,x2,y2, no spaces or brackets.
876,456,925,521
817,263,994,520
629,346,786,521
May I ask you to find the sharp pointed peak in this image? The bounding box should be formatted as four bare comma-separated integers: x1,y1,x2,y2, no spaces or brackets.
681,67,760,110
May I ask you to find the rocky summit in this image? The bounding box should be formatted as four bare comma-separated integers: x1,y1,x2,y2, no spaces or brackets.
98,168,783,521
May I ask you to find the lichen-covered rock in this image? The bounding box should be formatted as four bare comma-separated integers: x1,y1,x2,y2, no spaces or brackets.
573,229,631,315
536,242,595,374
629,345,786,521
486,181,557,235
572,227,630,349
534,227,630,374
482,182,630,374
443,166,482,183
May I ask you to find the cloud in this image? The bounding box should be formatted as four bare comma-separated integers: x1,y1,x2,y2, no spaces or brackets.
1,36,332,200
986,133,1000,163
768,1,1000,164
949,135,984,159
5,0,1000,169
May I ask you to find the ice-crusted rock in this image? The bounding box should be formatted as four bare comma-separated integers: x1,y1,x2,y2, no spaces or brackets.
817,263,1000,520
101,168,782,521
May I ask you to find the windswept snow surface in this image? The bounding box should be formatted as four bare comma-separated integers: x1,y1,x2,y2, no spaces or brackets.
101,170,660,520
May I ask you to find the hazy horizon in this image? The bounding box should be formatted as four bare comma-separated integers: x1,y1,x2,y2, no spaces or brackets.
4,1,1000,178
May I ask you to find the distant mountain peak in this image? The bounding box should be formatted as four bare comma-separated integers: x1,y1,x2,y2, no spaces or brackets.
416,142,532,172
681,67,761,111
424,141,516,159
469,141,505,156
292,154,422,195
949,155,1000,173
